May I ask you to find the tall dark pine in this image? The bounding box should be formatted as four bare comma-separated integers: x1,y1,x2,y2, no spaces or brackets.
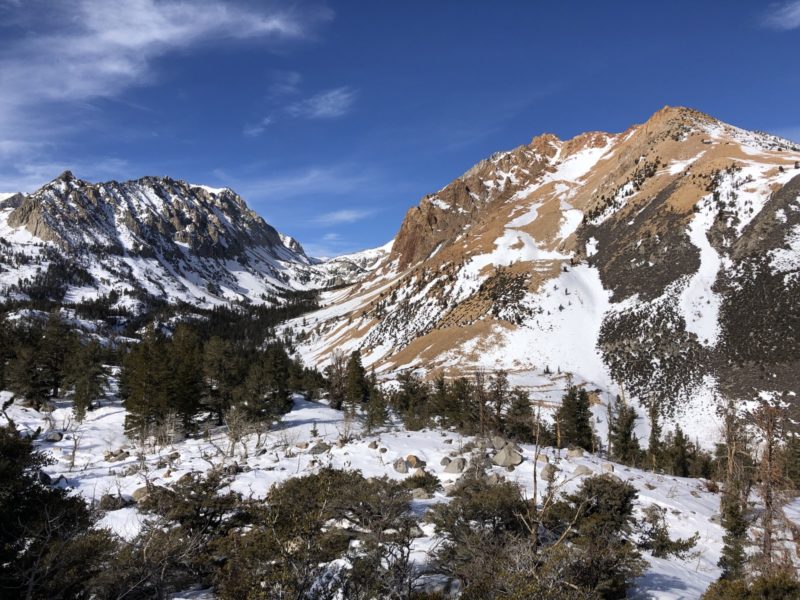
556,385,593,451
344,350,369,411
609,396,641,466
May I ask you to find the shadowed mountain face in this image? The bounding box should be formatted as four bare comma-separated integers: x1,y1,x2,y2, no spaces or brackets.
0,172,388,309
287,106,800,420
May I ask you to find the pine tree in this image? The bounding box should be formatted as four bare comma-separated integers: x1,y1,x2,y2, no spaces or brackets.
39,311,73,398
717,397,751,581
556,386,593,450
666,425,690,477
202,336,241,425
365,384,389,433
67,341,105,422
344,350,368,413
121,326,171,434
647,402,662,472
169,325,203,430
608,396,641,466
324,350,347,410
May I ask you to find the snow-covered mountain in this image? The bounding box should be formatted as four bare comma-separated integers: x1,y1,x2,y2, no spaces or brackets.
287,107,800,438
0,172,382,309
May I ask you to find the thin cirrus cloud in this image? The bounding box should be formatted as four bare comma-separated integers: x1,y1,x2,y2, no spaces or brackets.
243,85,357,136
312,208,374,226
0,0,331,188
286,87,357,119
762,1,800,30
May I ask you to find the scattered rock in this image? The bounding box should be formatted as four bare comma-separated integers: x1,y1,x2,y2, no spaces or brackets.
492,446,523,468
393,458,409,473
406,454,426,468
541,463,559,481
567,447,584,459
443,438,453,445
491,435,508,450
309,442,331,455
168,451,181,461
487,473,504,485
506,465,515,472
601,463,615,473
409,524,426,538
98,494,131,511
131,486,151,503
444,457,466,473
536,454,550,464
43,431,63,443
368,440,378,449
573,465,593,477
36,469,52,485
440,457,452,467
411,487,430,500
379,447,388,454
296,442,309,450
336,439,346,448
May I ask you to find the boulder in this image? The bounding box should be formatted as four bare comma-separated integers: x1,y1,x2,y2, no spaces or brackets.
368,440,379,449
573,465,593,477
444,457,466,473
406,454,426,468
309,442,331,455
410,487,430,500
492,446,523,468
601,463,615,473
379,447,388,453
440,456,452,467
487,473,504,485
541,463,559,481
131,486,151,503
491,435,508,450
393,458,409,473
567,447,584,459
296,442,309,450
43,431,63,443
98,494,129,511
536,454,550,464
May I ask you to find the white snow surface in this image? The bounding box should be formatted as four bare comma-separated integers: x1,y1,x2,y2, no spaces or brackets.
2,389,779,599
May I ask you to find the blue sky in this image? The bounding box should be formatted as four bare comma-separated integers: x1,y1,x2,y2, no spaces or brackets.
1,1,799,256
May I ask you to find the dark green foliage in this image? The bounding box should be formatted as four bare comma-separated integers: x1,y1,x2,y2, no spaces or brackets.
608,396,641,466
212,468,417,599
344,349,369,411
64,340,106,422
702,572,800,600
238,342,293,420
637,505,698,559
0,424,116,599
556,386,594,451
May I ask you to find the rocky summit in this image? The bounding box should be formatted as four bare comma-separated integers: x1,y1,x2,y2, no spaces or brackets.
286,107,800,434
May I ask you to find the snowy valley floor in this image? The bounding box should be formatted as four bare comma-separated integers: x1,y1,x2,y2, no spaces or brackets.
4,392,798,599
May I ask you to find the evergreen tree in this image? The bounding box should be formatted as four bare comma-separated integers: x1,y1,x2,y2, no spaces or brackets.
169,325,204,430
121,326,171,434
239,343,292,419
323,350,347,410
555,385,593,450
6,344,51,410
66,340,105,422
666,425,690,477
647,402,662,472
344,350,369,412
39,311,73,398
202,336,241,425
608,396,641,466
365,384,389,433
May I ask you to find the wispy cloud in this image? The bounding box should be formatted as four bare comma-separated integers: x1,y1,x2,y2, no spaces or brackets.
212,164,374,202
313,208,374,226
287,87,357,119
762,1,800,30
0,0,332,189
268,70,303,97
243,116,274,137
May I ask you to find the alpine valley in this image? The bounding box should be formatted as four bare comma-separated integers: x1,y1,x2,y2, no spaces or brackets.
2,106,800,600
